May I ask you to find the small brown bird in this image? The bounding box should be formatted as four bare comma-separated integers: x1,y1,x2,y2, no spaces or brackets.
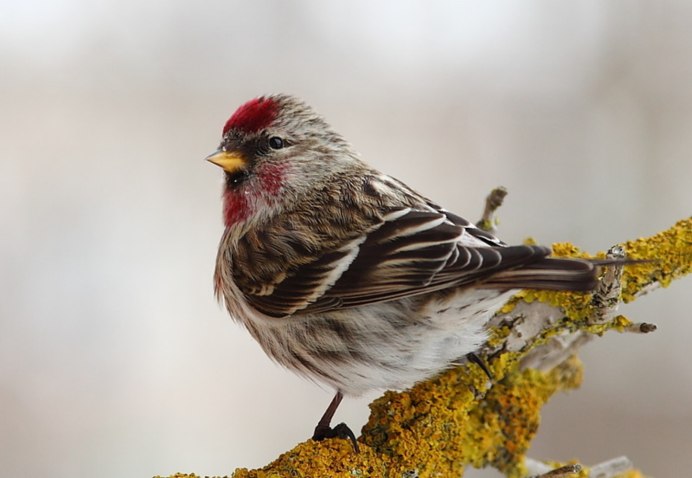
207,94,601,449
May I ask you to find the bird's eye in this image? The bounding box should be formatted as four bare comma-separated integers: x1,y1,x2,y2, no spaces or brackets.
268,136,284,150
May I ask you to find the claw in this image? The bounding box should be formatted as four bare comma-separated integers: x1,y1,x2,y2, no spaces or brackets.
311,391,360,452
466,352,494,381
313,421,360,453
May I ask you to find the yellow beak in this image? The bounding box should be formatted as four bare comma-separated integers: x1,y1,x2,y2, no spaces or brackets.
205,150,247,174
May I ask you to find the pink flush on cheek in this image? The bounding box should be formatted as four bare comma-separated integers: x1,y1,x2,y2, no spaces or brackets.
258,162,286,196
223,97,278,135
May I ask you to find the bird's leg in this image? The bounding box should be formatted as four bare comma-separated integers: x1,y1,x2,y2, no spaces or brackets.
466,352,494,381
312,391,359,452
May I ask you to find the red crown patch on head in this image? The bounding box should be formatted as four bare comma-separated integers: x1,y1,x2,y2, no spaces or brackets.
223,97,278,135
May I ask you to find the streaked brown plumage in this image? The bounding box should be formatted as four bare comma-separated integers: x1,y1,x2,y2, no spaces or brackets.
207,94,603,448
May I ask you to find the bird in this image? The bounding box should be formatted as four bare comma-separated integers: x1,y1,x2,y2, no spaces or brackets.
206,94,604,450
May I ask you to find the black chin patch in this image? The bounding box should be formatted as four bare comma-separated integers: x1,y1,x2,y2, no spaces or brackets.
226,170,250,189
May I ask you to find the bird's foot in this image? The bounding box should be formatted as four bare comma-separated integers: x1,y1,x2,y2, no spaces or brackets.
312,422,360,453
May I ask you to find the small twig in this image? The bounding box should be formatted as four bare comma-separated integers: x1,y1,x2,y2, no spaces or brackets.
526,459,583,478
624,322,657,334
589,455,633,478
526,456,633,478
477,186,508,234
536,464,582,478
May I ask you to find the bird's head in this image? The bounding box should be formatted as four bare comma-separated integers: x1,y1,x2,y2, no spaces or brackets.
207,94,358,228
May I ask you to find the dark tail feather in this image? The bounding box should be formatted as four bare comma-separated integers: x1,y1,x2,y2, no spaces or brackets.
486,258,600,291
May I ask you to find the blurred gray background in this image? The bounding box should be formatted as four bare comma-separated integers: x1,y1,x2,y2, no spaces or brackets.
1,1,690,477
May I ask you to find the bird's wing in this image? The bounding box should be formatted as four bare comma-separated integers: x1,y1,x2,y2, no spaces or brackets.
300,208,552,314
230,174,555,318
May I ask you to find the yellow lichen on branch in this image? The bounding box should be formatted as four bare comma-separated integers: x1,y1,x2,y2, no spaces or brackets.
617,217,691,300
505,217,690,326
159,218,689,478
